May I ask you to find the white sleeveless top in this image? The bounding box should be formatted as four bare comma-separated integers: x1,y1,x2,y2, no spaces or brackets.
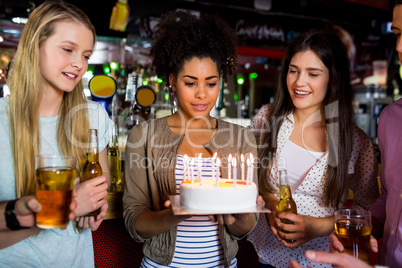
280,139,326,192
141,155,237,268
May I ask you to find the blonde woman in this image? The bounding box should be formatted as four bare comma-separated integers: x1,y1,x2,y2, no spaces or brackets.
0,1,112,267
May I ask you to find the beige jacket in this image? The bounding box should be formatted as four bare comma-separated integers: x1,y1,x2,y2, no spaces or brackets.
123,116,259,267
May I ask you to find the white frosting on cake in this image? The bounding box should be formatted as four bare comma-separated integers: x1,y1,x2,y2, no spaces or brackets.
180,178,257,211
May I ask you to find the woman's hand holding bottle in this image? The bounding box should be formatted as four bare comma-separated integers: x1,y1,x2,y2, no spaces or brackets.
73,176,108,230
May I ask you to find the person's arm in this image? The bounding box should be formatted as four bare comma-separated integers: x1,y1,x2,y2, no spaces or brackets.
74,174,108,218
215,195,264,238
1,197,43,249
73,147,110,231
0,196,40,231
0,227,41,249
288,250,373,268
329,231,378,254
275,213,335,248
0,193,77,249
369,108,391,240
123,123,190,241
348,127,379,211
134,203,190,239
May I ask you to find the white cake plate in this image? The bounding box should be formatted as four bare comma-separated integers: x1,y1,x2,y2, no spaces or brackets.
169,195,271,215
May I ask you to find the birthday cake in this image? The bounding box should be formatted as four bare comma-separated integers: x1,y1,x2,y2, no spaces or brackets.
179,178,257,211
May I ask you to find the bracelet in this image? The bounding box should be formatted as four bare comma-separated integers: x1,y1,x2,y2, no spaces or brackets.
5,199,29,231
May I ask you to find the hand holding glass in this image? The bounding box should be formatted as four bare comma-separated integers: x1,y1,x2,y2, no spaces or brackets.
334,208,372,263
35,155,77,229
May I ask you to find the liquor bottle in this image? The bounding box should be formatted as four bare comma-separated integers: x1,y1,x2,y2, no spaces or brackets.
277,169,297,243
109,0,130,32
107,124,122,191
80,129,103,216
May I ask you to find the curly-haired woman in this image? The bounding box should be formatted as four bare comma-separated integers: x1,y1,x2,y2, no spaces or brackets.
123,10,262,267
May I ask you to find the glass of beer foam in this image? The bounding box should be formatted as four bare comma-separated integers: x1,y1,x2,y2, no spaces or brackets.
35,155,77,229
334,208,372,263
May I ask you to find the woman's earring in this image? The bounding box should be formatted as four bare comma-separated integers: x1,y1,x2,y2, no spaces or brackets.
167,84,177,114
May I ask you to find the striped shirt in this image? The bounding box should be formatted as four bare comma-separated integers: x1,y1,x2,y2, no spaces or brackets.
141,155,237,268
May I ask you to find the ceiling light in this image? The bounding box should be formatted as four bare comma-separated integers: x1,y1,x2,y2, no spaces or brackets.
11,17,28,24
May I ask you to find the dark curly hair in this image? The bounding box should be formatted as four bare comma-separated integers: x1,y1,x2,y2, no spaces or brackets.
150,11,237,86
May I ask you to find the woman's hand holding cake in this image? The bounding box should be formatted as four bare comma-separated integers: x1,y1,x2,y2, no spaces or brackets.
209,195,265,237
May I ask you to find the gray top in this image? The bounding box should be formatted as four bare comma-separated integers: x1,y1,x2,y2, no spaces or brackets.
0,96,113,268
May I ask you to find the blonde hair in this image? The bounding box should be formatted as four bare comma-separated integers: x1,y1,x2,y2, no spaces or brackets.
7,1,96,197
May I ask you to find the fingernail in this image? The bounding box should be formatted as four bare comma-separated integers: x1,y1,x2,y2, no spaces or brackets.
306,251,316,259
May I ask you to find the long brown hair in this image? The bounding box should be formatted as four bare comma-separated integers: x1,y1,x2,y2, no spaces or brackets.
258,30,354,209
7,0,96,197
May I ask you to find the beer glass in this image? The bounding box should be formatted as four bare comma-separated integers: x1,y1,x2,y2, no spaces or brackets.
334,208,372,263
35,155,77,229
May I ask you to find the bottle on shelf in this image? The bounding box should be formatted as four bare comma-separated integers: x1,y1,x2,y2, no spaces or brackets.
109,0,130,32
108,123,122,191
80,129,103,216
277,169,298,243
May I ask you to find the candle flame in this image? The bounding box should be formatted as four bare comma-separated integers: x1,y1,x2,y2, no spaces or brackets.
232,157,237,166
216,157,221,166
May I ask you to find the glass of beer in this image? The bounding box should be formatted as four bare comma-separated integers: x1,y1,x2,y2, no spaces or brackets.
334,208,372,263
35,155,77,229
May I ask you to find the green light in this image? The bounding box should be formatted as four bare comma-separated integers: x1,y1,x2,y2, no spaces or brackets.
110,62,119,70
86,70,93,76
399,65,402,80
165,93,169,102
157,78,163,84
250,72,258,79
103,66,111,74
237,73,245,85
234,93,238,101
143,80,148,86
120,69,125,76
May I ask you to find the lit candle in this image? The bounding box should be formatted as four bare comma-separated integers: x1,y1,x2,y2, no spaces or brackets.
241,154,245,181
246,158,251,185
183,154,188,182
250,153,254,184
198,154,202,186
215,157,221,187
232,157,237,187
212,152,217,163
190,158,195,184
228,154,232,180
